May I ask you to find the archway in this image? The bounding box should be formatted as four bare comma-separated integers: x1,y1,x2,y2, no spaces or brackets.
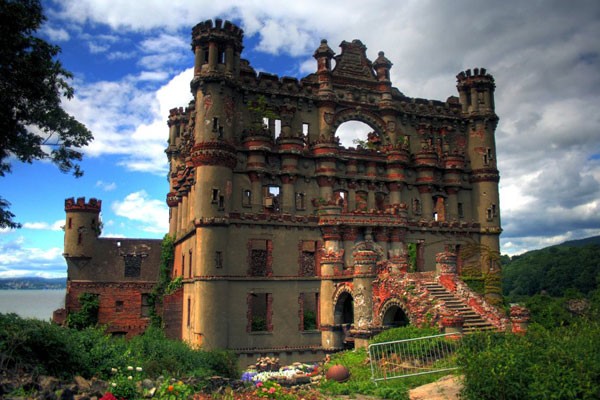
335,121,375,149
382,305,409,328
334,291,354,325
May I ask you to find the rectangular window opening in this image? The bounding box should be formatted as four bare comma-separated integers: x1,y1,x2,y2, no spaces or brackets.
141,294,151,317
243,190,252,207
274,119,282,137
300,293,319,331
249,293,271,332
215,251,223,268
115,300,124,313
302,123,309,135
211,189,219,204
295,192,305,210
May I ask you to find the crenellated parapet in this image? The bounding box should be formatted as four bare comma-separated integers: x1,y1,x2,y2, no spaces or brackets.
191,18,244,50
64,197,102,213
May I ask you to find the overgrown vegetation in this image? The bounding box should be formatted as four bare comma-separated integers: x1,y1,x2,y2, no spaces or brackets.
0,314,238,381
320,326,454,400
66,292,99,330
458,321,600,399
149,234,176,328
456,240,600,398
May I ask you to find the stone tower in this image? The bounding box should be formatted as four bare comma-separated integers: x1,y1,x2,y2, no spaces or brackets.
63,197,102,259
456,70,501,260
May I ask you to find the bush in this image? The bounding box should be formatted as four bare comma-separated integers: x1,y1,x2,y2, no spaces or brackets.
458,322,600,399
0,314,238,382
0,313,82,378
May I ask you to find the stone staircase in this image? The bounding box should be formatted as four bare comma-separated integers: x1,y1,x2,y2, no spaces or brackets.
422,282,497,333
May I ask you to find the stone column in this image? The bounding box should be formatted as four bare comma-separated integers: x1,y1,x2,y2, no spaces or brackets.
320,226,344,350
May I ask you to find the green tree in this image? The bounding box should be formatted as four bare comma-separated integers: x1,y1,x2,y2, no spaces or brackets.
0,0,92,228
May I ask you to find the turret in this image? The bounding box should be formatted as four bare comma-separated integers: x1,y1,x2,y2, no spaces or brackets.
63,197,102,259
457,69,502,293
191,18,244,79
456,68,495,114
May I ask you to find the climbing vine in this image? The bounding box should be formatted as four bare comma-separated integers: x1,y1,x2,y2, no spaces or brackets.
148,234,175,328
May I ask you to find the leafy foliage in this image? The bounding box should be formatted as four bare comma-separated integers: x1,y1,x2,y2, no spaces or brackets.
0,314,238,381
0,0,93,228
149,234,176,327
66,292,99,330
458,322,600,399
503,244,600,299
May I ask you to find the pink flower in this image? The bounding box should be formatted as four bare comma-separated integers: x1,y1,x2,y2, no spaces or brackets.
262,388,268,392
256,381,263,387
268,387,276,394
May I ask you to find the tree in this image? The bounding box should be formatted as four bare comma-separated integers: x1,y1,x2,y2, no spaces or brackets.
0,0,93,228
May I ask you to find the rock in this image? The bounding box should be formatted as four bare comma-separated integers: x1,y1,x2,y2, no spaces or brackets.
88,379,108,398
141,379,154,390
408,375,462,400
73,376,91,392
38,376,60,393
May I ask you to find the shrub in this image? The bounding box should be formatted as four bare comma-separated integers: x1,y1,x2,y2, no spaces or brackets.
0,313,81,378
458,321,600,399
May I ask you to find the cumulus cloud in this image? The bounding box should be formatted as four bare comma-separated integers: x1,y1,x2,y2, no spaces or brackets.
96,180,117,191
21,221,64,231
47,0,600,256
111,191,169,234
0,237,66,278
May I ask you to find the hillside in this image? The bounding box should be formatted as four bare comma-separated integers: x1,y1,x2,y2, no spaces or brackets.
0,277,66,290
502,238,600,299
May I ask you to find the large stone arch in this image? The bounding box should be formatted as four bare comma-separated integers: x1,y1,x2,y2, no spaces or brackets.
332,108,389,145
332,283,354,325
377,297,411,327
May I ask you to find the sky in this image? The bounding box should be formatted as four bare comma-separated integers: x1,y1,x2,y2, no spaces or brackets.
0,0,599,278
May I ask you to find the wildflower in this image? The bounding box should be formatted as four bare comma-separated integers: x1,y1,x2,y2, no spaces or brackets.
256,382,263,388
127,376,133,380
110,368,118,374
268,387,276,394
127,366,134,371
136,367,143,372
168,385,174,392
111,383,117,387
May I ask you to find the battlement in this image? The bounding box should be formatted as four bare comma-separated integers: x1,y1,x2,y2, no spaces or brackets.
64,197,102,213
456,68,495,87
191,18,244,44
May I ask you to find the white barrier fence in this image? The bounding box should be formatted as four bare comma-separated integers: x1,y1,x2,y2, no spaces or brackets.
368,332,462,384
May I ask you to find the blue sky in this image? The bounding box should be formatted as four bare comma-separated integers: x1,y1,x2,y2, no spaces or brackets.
1,0,599,278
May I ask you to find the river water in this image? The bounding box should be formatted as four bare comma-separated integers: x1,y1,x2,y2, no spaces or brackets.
0,289,66,320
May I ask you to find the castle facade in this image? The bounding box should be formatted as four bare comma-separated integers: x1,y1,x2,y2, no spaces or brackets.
62,19,506,363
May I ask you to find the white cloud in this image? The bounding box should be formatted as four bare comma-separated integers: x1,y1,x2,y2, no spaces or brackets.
96,180,117,191
88,42,110,54
47,0,600,256
41,25,70,42
0,237,65,277
111,191,169,233
22,220,64,231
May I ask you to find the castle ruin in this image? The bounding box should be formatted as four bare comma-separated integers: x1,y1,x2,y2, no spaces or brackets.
61,19,508,364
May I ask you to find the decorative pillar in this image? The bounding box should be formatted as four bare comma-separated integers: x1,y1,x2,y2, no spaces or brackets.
319,225,344,350
418,186,434,220
280,175,296,213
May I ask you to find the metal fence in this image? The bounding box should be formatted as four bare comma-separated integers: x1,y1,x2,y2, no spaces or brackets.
368,332,462,383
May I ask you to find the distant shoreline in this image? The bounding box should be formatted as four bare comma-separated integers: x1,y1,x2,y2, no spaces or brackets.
0,277,66,290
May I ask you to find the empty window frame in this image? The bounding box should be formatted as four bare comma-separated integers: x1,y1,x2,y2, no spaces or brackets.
299,240,317,276
248,239,272,277
248,293,272,332
299,292,319,331
141,294,151,317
